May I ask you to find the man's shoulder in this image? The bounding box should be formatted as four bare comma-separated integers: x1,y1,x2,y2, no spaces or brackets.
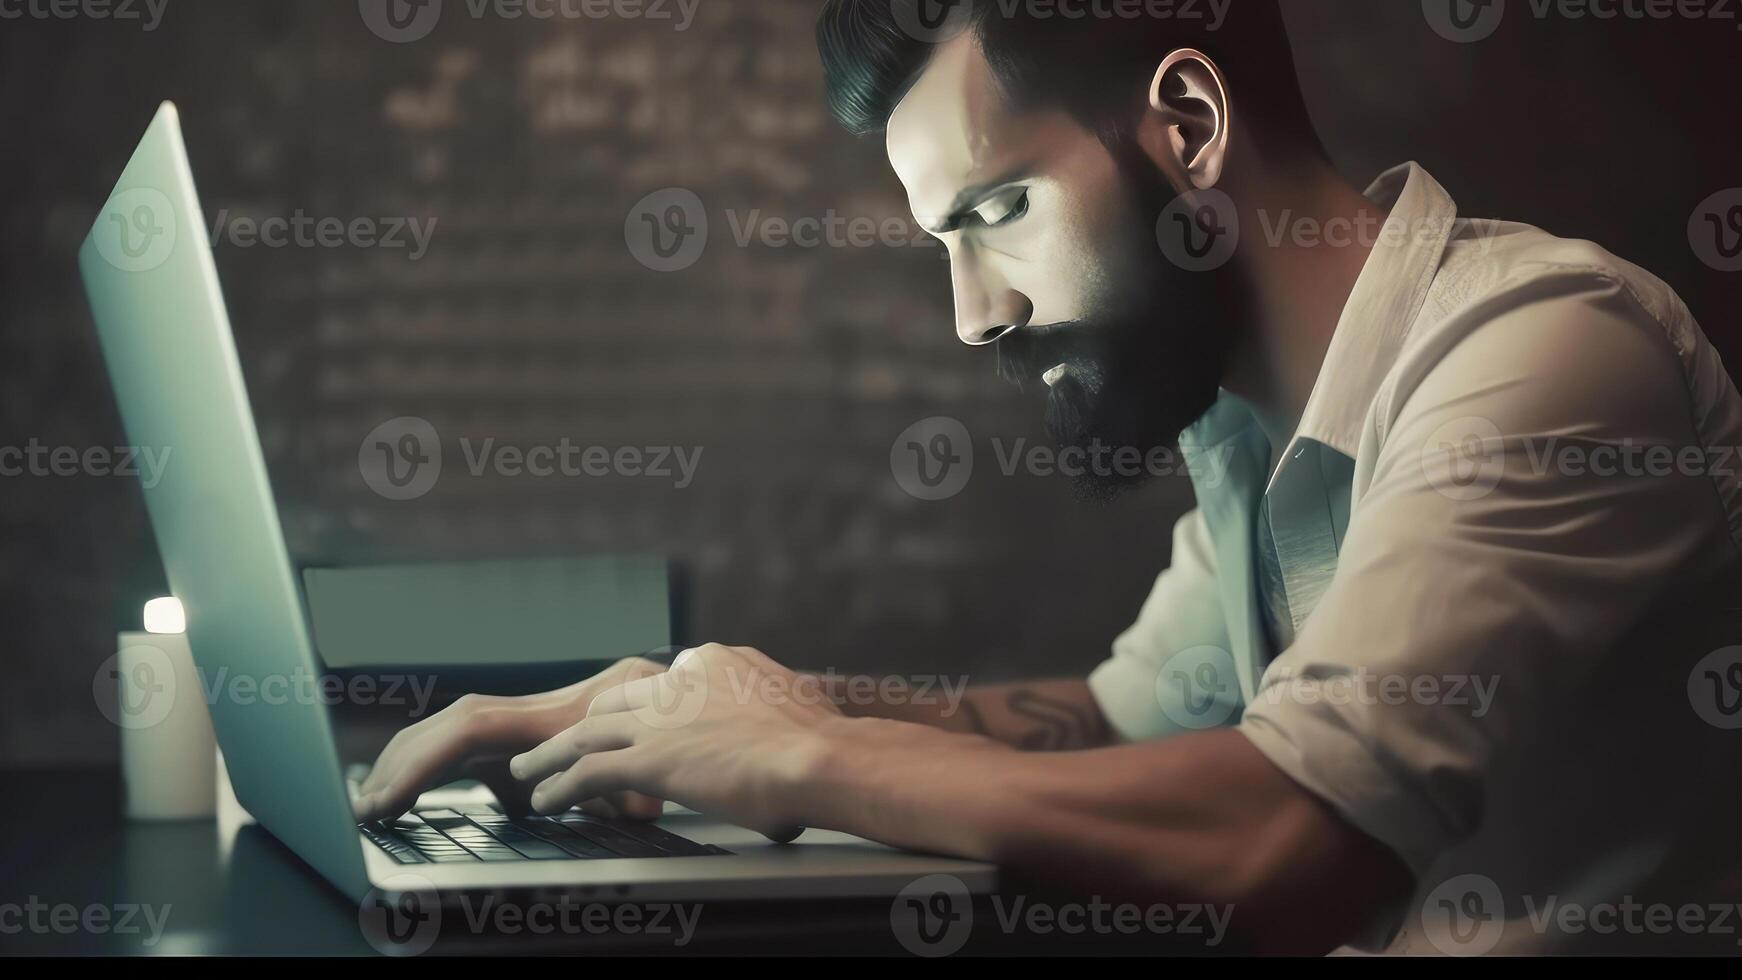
1424,218,1696,352
1376,218,1722,428
1363,217,1742,548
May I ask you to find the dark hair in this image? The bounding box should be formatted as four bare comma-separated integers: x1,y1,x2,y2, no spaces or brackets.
817,0,1322,159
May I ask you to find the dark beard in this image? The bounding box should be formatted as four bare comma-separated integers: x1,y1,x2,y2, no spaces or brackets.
995,184,1248,500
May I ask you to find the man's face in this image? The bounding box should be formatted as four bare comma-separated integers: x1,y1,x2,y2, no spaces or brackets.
886,36,1243,496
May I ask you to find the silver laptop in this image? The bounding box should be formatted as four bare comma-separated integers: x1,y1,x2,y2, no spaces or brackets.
79,102,996,911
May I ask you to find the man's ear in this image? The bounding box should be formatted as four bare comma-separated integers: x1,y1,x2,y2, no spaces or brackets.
1140,48,1231,191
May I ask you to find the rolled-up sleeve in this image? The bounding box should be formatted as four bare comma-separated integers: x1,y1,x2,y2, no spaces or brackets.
1238,277,1734,877
1090,507,1234,742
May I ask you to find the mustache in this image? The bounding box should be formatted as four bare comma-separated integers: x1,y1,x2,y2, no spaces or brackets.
995,321,1118,388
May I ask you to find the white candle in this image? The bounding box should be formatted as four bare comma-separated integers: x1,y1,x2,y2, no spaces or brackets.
106,599,218,820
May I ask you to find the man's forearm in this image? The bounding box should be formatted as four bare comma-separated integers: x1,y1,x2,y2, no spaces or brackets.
795,718,1411,955
809,675,1114,751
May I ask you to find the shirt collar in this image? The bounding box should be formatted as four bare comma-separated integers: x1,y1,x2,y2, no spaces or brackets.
1183,162,1460,479
1294,161,1459,462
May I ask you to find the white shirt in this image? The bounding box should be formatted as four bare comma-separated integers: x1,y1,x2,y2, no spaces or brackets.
1089,163,1742,953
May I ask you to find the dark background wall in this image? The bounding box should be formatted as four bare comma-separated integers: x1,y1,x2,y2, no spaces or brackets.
3,0,1738,766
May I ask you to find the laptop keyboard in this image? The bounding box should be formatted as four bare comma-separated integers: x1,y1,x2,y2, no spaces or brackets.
360,804,729,863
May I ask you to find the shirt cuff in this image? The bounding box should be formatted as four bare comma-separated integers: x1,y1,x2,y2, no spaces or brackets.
1088,653,1172,743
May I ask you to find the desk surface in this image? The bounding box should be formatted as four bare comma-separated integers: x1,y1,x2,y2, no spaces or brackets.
0,769,1216,956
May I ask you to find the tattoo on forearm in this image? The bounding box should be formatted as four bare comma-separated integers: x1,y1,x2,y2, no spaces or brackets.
1005,689,1108,751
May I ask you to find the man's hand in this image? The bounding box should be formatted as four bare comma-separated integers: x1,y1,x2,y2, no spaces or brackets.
352,656,669,823
507,643,862,842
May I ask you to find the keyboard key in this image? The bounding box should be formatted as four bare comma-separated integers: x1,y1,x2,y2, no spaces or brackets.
422,850,482,863
608,820,729,856
360,826,430,864
551,814,667,858
467,844,527,862
500,838,579,861
520,818,619,859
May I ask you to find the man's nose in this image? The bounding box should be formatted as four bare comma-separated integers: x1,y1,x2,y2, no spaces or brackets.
951,253,1032,346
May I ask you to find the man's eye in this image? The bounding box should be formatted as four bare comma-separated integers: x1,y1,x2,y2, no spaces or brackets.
975,191,1029,228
